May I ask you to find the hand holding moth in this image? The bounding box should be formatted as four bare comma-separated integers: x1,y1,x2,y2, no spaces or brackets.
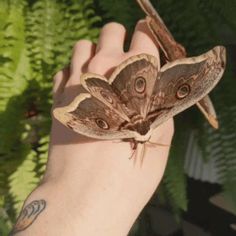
51,20,175,150
53,0,226,146
10,21,174,236
53,29,225,151
11,0,226,234
11,17,225,235
42,21,174,236
52,2,225,154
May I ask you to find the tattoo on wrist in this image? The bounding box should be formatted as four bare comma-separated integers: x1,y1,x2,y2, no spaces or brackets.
9,199,46,235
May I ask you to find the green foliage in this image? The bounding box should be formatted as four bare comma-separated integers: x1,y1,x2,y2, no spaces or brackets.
0,207,12,236
0,0,100,229
163,117,189,213
8,149,38,214
198,65,236,210
0,0,236,235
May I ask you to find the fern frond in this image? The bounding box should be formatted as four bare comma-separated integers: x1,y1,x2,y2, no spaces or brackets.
26,0,100,117
35,135,49,179
199,63,236,208
163,117,189,212
8,149,38,214
0,0,28,113
0,206,12,236
0,0,101,224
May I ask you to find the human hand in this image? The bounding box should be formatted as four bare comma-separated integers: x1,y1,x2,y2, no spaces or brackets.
17,20,174,236
50,19,174,164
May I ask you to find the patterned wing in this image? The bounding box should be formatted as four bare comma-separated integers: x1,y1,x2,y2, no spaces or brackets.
80,73,130,121
148,46,226,129
53,93,137,140
109,54,159,118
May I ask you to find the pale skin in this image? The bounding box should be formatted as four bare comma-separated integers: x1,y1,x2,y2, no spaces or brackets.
12,20,174,236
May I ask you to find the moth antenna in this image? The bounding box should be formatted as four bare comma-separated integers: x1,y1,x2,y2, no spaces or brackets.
147,141,170,147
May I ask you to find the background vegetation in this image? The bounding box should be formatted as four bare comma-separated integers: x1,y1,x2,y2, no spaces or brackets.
0,0,235,235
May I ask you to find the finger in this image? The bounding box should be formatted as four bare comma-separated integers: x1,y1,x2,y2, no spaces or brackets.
96,22,126,54
129,20,159,56
53,67,70,99
67,39,96,86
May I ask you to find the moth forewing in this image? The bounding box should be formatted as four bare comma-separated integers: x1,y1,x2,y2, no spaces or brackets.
80,73,131,121
107,53,160,119
150,46,226,130
159,46,224,71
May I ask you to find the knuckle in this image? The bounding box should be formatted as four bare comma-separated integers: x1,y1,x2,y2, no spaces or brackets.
87,56,106,73
65,79,73,87
102,22,126,32
66,75,77,87
87,57,100,73
136,19,146,25
73,39,92,51
136,19,146,27
53,71,62,83
134,19,147,30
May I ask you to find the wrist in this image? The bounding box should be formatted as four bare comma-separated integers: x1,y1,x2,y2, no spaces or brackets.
25,140,169,236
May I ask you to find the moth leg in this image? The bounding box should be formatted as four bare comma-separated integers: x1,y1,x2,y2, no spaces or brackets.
129,148,137,160
140,144,146,166
130,140,138,150
129,141,139,166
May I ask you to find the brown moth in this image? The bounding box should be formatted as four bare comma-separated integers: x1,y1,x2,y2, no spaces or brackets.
53,46,226,146
137,0,220,129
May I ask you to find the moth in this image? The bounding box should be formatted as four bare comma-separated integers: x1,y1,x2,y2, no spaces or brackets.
137,0,221,129
53,46,226,149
